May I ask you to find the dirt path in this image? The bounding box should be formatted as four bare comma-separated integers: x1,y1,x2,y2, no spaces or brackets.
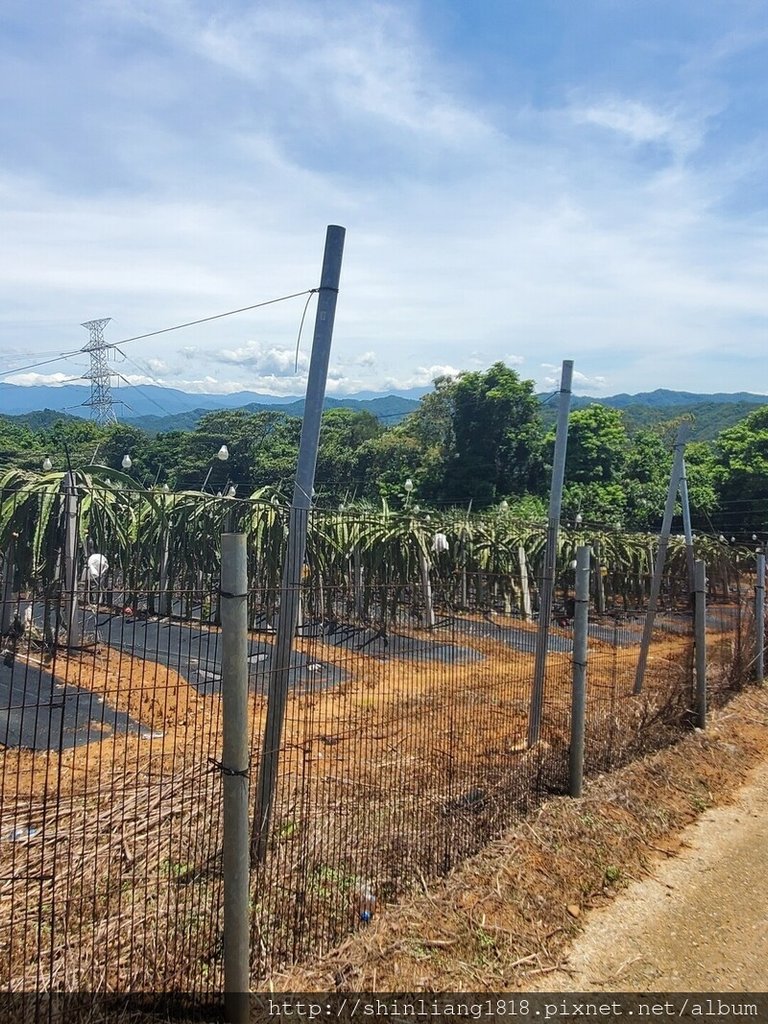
535,758,768,992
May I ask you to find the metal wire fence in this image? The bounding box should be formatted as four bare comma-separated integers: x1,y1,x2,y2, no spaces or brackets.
0,484,762,1002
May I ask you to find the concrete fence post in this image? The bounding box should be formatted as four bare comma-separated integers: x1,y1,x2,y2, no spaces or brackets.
220,532,251,1023
694,559,707,729
569,545,591,797
756,552,765,685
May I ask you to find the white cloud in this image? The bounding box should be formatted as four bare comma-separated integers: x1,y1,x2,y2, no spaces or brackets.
3,372,77,387
384,364,462,390
216,342,308,376
541,364,609,394
574,98,688,148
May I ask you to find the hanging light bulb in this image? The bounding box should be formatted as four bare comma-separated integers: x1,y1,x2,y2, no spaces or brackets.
217,445,229,461
227,485,237,497
42,456,53,472
404,478,414,493
162,483,170,493
500,499,509,511
122,454,132,470
575,512,583,526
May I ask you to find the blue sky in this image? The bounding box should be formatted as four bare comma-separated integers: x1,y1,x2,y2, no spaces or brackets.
1,0,766,399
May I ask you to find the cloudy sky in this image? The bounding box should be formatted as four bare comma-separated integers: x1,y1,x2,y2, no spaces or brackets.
1,0,767,400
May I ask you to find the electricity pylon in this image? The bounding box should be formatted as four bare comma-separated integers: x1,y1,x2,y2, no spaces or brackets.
81,318,117,426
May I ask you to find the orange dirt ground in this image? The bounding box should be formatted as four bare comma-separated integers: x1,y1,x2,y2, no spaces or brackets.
0,611,708,990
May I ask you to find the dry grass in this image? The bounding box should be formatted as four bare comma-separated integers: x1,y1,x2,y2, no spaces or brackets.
271,685,768,993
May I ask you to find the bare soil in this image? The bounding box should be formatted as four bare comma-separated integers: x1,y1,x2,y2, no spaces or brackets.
0,612,738,992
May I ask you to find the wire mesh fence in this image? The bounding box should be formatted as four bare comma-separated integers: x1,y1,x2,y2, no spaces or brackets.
0,482,763,1002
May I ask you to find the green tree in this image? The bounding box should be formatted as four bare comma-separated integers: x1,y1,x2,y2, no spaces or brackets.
353,430,425,503
421,363,544,504
97,423,151,481
564,405,628,483
315,408,381,499
397,375,456,498
36,417,104,469
713,405,768,532
0,416,36,470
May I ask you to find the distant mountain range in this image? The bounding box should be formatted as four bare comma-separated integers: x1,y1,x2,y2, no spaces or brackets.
537,389,768,440
1,382,767,440
0,382,429,419
128,395,421,433
566,389,768,409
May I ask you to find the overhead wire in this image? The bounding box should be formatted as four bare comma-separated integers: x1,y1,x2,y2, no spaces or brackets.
113,371,175,418
102,289,318,351
0,352,84,379
0,287,317,380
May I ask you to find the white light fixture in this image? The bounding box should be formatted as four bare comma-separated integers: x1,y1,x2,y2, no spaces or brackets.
570,559,578,569
227,485,237,497
500,499,509,511
575,512,583,526
42,456,53,472
122,454,132,470
404,478,414,493
162,483,170,493
217,445,229,461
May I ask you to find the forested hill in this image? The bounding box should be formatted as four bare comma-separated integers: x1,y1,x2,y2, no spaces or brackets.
538,398,766,440
2,386,766,441
127,395,420,434
2,379,767,432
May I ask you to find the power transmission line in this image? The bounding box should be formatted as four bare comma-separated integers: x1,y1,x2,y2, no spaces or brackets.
0,288,317,381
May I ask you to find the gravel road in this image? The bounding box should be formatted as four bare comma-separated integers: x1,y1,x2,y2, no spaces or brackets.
536,759,768,991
